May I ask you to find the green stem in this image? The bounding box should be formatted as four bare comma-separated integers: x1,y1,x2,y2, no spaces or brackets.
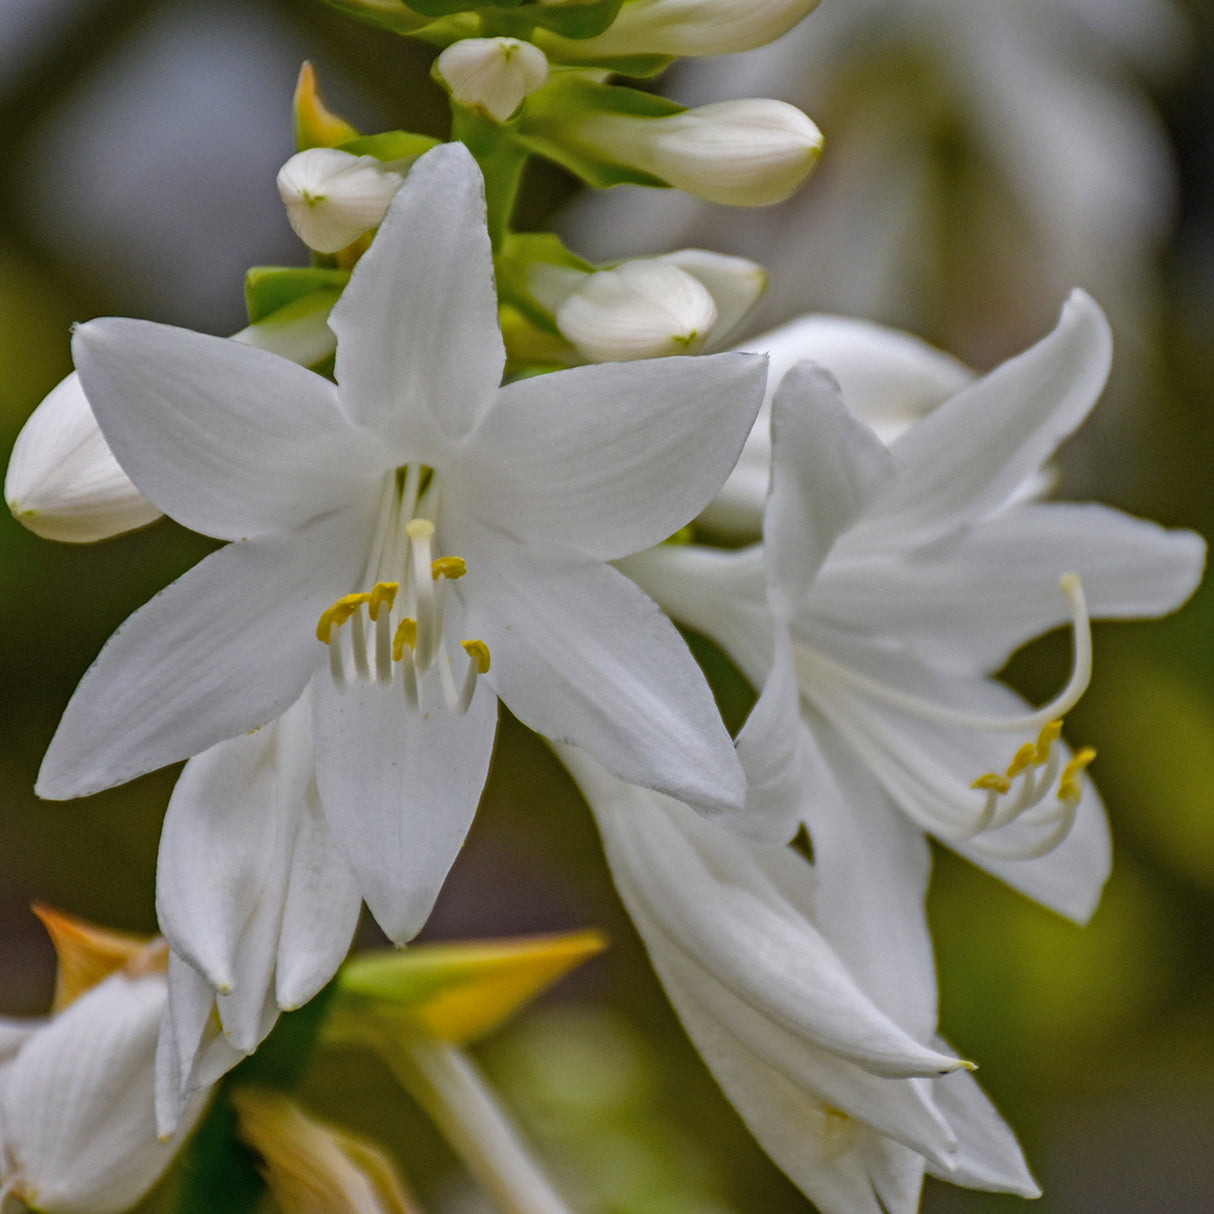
451,107,530,250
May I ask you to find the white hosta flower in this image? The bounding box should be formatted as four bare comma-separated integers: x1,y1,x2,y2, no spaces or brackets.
539,0,824,58
624,292,1206,920
578,99,822,206
6,295,341,543
278,148,404,254
0,944,208,1214
37,145,765,951
701,312,974,541
559,746,1040,1214
436,38,549,124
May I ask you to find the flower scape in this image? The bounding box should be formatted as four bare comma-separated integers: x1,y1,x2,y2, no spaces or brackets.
0,2,1207,1213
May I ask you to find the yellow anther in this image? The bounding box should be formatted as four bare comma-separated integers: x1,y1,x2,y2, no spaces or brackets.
1005,743,1039,779
1034,720,1064,764
316,593,371,643
392,617,418,662
405,518,435,541
368,581,398,621
1058,746,1097,802
972,772,1012,795
461,639,491,674
432,556,467,580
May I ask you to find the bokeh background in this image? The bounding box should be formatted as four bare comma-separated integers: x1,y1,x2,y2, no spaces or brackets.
1,1,1213,1211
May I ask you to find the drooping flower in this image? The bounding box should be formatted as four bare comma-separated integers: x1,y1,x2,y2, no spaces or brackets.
0,911,208,1214
624,291,1205,919
36,144,766,953
559,745,1040,1214
435,38,550,124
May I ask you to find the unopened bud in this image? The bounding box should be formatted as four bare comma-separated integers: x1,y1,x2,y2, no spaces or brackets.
277,148,403,254
232,1090,417,1214
578,99,822,206
545,0,824,58
436,38,549,124
5,373,162,543
556,259,718,361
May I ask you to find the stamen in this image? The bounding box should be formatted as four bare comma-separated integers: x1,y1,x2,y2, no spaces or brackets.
368,582,398,620
432,556,467,580
972,773,1012,794
392,617,418,662
406,519,437,673
798,574,1092,735
371,583,398,682
1058,747,1097,803
316,593,371,644
456,640,490,714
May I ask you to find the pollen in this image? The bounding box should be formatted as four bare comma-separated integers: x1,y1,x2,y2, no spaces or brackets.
972,772,1012,794
462,638,491,673
432,555,467,580
393,617,418,661
1058,747,1097,803
368,581,398,620
317,592,372,643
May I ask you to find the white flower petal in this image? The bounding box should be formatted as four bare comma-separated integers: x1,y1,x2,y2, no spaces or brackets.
455,351,766,561
462,529,745,815
330,143,504,455
765,361,896,618
436,38,549,123
312,671,498,944
73,318,381,542
811,503,1206,674
564,748,963,1079
847,290,1113,552
925,1052,1041,1198
155,706,308,993
38,503,374,800
658,249,766,348
805,725,937,1041
275,780,363,1011
5,373,162,543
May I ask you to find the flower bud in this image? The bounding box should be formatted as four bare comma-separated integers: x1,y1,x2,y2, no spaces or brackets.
7,296,340,544
4,373,163,543
0,932,207,1214
556,259,718,361
435,38,550,124
578,99,822,206
277,148,404,254
232,1091,416,1214
544,0,824,58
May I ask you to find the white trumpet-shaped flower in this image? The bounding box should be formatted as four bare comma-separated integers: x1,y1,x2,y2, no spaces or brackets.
36,144,766,952
559,745,1040,1214
624,291,1205,920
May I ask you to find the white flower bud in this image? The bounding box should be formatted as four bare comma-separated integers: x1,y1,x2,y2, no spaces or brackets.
556,259,718,361
0,965,208,1214
547,0,824,58
277,148,404,254
579,99,822,206
4,373,163,543
657,249,766,345
7,299,340,544
436,38,550,124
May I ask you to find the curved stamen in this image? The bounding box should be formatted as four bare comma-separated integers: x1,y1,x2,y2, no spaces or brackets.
798,574,1091,734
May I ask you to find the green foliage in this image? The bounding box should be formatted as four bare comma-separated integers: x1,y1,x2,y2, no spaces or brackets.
244,267,349,325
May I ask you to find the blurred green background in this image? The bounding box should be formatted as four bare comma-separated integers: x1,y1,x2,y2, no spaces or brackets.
1,2,1213,1211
